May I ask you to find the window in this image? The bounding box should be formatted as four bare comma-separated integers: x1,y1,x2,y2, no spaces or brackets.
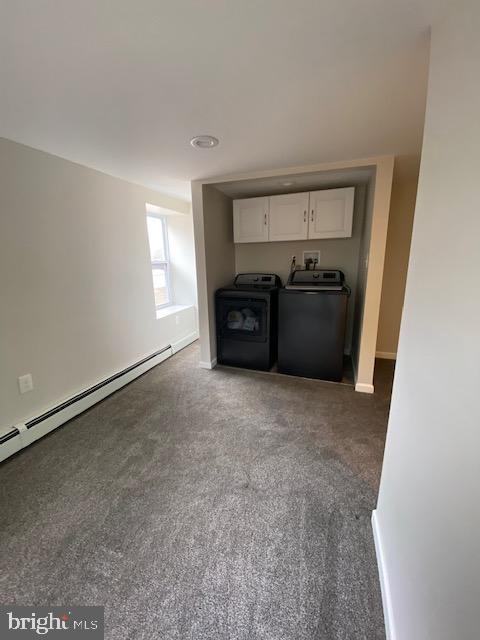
146,214,171,308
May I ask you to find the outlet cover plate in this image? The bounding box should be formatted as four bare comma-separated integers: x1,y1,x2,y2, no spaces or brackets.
18,374,33,394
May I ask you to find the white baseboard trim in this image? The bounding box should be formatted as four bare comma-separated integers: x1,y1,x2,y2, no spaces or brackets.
355,382,375,394
171,331,198,354
0,336,198,464
372,510,396,640
376,351,397,360
199,358,217,370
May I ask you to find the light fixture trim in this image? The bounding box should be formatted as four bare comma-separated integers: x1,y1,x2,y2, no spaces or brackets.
190,135,219,149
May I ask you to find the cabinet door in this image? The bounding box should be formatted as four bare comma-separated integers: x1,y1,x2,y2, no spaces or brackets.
233,197,269,243
268,192,309,241
308,187,355,239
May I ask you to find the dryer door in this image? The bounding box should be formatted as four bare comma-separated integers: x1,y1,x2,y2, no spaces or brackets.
216,297,268,342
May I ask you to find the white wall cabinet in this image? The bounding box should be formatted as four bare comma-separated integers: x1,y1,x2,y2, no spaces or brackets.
308,187,354,239
233,197,269,243
233,187,354,243
268,192,309,241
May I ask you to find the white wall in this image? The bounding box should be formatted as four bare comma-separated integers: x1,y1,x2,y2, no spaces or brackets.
0,138,197,428
374,3,480,639
354,157,393,392
167,211,197,307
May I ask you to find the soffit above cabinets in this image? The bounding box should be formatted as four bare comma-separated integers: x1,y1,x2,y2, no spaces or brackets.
213,167,374,200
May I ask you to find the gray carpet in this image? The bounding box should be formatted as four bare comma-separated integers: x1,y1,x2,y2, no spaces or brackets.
0,343,394,640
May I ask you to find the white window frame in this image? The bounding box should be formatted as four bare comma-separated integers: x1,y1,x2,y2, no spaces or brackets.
147,213,172,310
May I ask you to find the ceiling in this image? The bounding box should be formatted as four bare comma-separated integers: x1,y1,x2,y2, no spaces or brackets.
0,1,447,201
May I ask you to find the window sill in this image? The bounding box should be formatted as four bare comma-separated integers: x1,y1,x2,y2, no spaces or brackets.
156,304,194,320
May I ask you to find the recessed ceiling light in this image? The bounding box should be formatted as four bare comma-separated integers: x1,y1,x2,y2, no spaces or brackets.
281,181,294,187
190,135,219,149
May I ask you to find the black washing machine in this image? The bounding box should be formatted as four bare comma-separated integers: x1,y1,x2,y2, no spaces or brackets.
215,273,282,371
278,269,349,382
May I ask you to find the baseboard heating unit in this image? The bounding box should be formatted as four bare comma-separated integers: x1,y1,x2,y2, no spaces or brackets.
0,345,174,464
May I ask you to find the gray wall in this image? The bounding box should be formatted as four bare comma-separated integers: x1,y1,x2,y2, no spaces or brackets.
351,178,375,372
375,2,480,638
202,185,235,362
235,185,367,353
0,138,197,428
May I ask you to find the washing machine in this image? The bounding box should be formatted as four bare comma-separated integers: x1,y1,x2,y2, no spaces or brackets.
278,269,349,382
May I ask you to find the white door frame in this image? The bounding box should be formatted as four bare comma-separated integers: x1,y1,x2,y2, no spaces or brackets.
191,155,394,393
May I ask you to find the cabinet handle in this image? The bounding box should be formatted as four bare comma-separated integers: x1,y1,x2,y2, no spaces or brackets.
264,213,267,225
304,210,307,223
311,209,314,222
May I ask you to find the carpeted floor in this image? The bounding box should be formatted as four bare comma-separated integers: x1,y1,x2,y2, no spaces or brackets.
0,343,394,640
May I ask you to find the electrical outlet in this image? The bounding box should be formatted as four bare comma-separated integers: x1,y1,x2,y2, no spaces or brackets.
175,315,180,325
18,373,34,394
